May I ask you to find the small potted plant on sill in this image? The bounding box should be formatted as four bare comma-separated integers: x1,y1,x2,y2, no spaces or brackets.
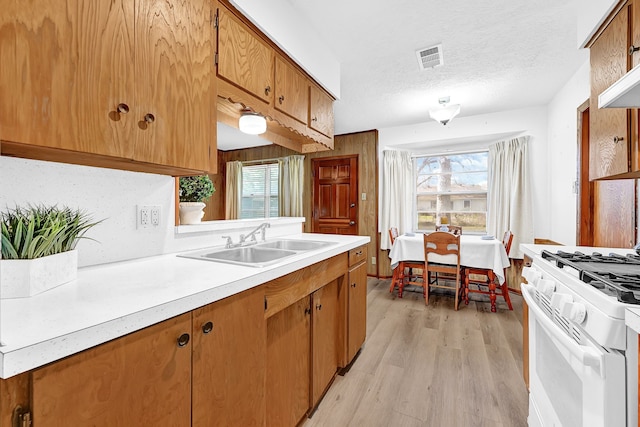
0,205,102,298
178,175,215,225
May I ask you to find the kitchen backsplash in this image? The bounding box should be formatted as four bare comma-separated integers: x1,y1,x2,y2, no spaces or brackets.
0,157,303,267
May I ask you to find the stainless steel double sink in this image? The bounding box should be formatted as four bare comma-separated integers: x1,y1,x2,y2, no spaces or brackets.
177,239,336,268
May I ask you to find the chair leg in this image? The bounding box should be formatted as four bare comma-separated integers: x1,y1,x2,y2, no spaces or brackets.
453,273,460,311
423,269,429,305
398,262,405,298
390,266,399,293
501,283,513,310
463,270,470,305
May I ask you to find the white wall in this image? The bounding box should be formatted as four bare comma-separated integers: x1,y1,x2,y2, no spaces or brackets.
0,157,302,267
378,106,550,238
545,61,590,245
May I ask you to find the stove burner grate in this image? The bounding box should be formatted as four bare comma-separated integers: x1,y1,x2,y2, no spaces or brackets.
541,250,640,304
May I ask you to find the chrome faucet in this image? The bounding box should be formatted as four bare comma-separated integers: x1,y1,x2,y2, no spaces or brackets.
239,222,270,245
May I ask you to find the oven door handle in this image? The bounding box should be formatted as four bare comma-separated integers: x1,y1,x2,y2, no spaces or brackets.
522,284,603,374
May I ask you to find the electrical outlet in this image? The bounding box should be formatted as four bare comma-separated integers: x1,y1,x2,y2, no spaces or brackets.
371,256,376,265
150,206,161,226
138,206,150,229
137,205,161,229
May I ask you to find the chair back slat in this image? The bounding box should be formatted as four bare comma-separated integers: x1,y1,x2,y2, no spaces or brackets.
502,230,514,256
389,227,399,245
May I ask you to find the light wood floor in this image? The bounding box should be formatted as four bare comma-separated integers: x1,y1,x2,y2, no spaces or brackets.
304,277,529,427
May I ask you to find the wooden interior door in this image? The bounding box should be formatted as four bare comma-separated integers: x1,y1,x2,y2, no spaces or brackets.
312,156,358,234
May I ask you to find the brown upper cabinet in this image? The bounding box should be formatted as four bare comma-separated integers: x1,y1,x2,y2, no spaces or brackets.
310,85,335,139
274,55,309,125
0,0,216,176
587,0,640,180
217,4,274,105
215,0,335,151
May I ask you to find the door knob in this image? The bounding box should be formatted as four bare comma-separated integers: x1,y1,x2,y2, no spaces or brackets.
349,221,356,225
350,203,356,208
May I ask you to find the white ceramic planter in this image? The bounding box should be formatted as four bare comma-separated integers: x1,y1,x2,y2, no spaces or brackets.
1,250,78,299
179,202,206,225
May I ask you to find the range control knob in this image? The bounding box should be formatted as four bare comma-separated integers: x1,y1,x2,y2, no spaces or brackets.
561,302,587,324
550,293,572,311
537,279,555,298
521,267,541,286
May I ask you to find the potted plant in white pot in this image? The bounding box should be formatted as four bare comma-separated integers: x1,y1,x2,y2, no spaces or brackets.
179,175,215,225
0,205,101,298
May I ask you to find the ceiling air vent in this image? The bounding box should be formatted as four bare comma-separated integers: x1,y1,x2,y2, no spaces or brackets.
416,44,443,70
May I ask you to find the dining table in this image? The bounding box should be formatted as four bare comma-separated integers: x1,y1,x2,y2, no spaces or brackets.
388,233,510,284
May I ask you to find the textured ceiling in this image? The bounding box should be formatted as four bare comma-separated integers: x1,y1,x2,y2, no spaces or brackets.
285,0,589,134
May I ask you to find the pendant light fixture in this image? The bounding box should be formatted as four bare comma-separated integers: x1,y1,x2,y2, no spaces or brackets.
429,96,461,126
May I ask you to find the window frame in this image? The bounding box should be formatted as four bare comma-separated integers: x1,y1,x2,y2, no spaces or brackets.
413,150,489,234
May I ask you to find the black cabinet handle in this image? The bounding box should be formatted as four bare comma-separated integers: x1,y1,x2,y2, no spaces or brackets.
278,95,285,104
630,45,640,56
117,103,129,114
316,304,322,310
304,307,311,315
177,333,190,347
265,85,271,95
144,113,155,124
202,321,213,334
613,136,624,144
352,282,357,288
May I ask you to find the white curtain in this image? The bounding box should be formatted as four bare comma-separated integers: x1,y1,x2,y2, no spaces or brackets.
225,161,243,219
487,136,533,259
380,150,414,250
278,155,305,217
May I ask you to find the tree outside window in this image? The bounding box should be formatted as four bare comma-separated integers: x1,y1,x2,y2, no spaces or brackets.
415,151,488,233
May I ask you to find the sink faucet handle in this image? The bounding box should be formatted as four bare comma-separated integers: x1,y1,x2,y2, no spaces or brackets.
222,235,234,248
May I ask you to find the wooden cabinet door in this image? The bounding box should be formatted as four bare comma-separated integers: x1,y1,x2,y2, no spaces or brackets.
217,4,274,104
593,179,636,248
0,0,135,159
133,0,213,171
267,297,311,427
590,5,630,179
311,280,339,407
347,260,367,362
192,286,266,427
31,313,192,427
274,55,308,124
309,85,334,138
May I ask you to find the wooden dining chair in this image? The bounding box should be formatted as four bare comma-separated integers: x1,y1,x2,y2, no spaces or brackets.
388,227,424,297
462,230,514,312
422,231,463,310
434,225,462,235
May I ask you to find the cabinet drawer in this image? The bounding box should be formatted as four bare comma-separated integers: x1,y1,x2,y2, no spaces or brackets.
349,245,367,267
264,253,347,317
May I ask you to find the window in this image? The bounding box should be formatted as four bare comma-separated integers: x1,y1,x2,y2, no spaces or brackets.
415,151,488,233
240,163,279,219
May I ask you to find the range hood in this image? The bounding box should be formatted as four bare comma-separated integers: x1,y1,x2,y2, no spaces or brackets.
599,63,640,108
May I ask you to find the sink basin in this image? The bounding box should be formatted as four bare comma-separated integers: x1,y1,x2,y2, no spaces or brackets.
256,239,333,251
179,246,297,267
178,239,336,268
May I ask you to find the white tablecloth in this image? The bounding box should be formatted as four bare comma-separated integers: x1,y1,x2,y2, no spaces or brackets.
388,234,510,284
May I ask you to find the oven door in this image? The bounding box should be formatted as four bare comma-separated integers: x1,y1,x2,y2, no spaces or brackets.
522,284,626,427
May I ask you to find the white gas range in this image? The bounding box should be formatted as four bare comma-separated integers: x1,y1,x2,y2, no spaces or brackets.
521,244,639,427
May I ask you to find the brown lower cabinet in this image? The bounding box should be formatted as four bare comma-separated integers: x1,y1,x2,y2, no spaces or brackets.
32,313,193,427
1,245,368,427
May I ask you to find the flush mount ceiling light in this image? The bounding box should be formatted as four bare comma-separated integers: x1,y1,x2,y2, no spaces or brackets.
429,96,461,126
238,110,267,135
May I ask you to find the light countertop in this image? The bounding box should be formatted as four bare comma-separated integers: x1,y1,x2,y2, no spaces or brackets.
0,233,369,378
